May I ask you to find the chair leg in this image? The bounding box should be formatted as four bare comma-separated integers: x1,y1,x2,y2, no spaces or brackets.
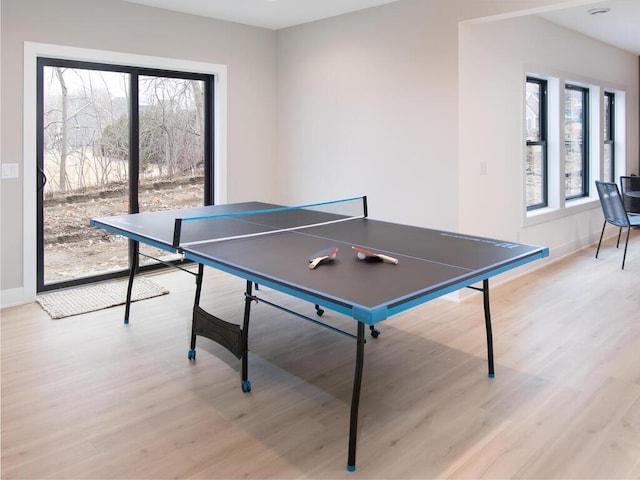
616,227,623,248
596,221,606,258
621,226,631,269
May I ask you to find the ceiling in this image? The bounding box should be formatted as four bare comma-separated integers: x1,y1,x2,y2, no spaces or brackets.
539,0,640,56
123,0,640,56
123,0,401,30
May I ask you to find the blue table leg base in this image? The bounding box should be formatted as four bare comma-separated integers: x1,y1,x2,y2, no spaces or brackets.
241,380,252,393
488,373,495,378
187,349,196,360
347,465,356,472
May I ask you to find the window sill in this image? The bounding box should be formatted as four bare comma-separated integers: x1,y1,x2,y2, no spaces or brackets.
524,197,599,227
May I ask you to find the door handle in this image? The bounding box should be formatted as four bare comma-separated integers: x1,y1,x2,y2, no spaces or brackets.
38,167,47,191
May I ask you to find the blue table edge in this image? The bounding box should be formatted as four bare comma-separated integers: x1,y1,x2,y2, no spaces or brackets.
184,246,549,326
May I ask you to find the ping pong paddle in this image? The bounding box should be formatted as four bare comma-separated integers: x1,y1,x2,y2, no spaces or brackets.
352,245,399,264
308,247,339,269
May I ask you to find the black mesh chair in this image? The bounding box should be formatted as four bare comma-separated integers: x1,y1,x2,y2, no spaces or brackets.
619,175,640,215
595,180,640,269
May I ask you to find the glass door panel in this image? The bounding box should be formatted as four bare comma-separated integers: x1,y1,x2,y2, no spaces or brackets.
41,66,130,286
137,75,206,266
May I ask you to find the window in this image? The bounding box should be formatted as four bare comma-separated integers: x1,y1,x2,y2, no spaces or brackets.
564,84,589,199
37,58,216,291
524,74,625,219
525,77,547,210
604,91,615,182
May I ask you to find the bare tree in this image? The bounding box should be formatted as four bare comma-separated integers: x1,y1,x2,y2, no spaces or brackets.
54,67,69,192
43,69,205,193
191,79,204,172
137,77,204,180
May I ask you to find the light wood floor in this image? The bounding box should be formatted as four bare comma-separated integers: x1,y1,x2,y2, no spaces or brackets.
2,231,640,479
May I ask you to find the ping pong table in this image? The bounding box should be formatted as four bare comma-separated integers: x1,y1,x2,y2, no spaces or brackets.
91,196,548,471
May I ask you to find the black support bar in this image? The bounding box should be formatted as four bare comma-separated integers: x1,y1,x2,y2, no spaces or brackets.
482,279,495,378
123,241,139,325
246,293,359,341
468,280,495,377
347,321,366,472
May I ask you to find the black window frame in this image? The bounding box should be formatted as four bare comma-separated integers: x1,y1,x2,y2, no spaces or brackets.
526,76,548,211
604,91,615,183
564,83,589,200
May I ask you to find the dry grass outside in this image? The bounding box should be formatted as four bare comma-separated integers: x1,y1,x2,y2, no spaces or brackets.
44,176,204,284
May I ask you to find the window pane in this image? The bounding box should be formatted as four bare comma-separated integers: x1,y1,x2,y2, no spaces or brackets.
42,66,130,284
564,87,587,198
526,144,544,207
138,76,205,212
604,93,611,140
604,143,613,183
604,92,614,183
526,81,541,142
137,76,207,266
526,77,547,210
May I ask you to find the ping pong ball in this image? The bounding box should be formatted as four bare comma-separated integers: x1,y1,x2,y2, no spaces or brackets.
357,251,366,260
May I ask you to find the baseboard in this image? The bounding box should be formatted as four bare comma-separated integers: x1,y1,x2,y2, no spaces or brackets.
1,287,29,309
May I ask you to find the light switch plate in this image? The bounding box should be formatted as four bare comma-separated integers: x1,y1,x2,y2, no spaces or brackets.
2,163,19,179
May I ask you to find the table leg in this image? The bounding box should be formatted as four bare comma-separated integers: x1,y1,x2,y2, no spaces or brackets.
188,264,205,360
240,280,253,392
347,321,366,472
123,240,139,325
193,263,204,305
482,279,495,378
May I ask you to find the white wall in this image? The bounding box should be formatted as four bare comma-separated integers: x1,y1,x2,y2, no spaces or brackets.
277,1,462,230
0,0,277,305
276,0,639,268
459,15,639,257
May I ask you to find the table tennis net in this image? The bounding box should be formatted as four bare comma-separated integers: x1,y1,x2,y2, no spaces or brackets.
172,196,367,248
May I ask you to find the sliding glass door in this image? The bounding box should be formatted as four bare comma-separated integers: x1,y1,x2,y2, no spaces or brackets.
37,59,214,292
